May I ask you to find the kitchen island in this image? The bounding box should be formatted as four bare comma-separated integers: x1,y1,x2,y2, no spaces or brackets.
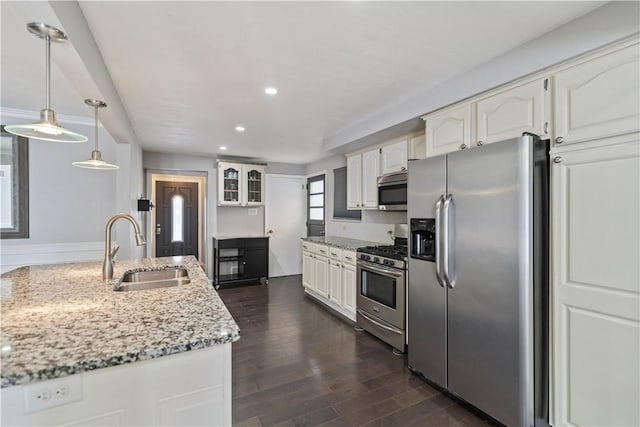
0,256,239,426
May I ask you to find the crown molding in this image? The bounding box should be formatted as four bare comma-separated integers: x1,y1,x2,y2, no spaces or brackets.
0,107,98,127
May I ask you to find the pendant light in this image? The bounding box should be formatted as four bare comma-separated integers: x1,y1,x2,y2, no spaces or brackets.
72,99,118,170
4,23,87,143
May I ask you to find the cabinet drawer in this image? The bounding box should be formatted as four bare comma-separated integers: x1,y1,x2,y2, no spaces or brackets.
342,250,357,265
244,237,268,248
329,247,343,261
303,242,328,256
218,239,242,249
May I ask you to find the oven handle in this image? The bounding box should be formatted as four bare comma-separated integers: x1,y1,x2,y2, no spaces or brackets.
357,261,405,278
357,309,403,335
435,195,445,288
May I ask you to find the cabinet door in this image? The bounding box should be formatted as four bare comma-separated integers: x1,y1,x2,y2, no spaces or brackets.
551,140,640,426
475,78,548,146
425,103,471,157
314,255,329,298
218,162,241,206
341,263,356,317
361,148,380,209
328,260,342,305
302,251,314,289
346,154,362,209
244,165,266,206
409,133,426,160
554,43,640,147
381,140,408,174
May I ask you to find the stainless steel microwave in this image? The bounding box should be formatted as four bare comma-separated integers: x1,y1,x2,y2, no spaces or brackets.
377,171,407,211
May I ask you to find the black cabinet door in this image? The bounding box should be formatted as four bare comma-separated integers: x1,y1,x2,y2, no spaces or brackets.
243,246,267,278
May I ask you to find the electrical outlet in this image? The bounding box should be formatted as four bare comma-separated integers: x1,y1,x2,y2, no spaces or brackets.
24,375,82,413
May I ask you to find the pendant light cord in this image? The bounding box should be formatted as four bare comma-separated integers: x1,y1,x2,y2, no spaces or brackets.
45,33,51,110
94,105,99,151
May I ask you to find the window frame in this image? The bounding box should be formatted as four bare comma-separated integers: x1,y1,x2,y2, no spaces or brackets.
306,173,325,237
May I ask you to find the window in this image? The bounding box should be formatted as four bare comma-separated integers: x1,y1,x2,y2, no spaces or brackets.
171,194,184,242
333,167,361,220
307,174,325,237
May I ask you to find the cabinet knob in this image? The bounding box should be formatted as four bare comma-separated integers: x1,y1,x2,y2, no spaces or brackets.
476,140,484,147
555,136,564,144
401,166,407,171
460,143,467,150
553,156,563,164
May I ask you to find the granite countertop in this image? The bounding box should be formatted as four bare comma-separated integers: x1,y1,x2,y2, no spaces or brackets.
0,256,240,388
301,236,387,251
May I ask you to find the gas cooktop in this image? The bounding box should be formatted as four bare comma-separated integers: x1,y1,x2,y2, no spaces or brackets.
357,245,408,260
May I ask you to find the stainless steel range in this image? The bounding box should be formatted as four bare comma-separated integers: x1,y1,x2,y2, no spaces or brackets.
356,226,408,353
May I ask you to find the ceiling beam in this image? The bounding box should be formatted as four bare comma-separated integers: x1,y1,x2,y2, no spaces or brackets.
48,0,139,146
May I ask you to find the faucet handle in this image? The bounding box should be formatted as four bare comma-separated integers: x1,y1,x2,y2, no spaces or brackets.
110,244,120,258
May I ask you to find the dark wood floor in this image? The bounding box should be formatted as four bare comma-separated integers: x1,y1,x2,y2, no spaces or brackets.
218,276,490,427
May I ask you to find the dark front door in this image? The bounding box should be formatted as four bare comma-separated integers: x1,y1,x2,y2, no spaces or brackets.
156,181,199,258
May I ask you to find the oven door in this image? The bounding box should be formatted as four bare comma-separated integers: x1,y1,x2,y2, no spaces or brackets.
356,260,405,329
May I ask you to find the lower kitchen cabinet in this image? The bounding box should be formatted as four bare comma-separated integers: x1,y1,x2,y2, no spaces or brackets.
301,242,357,321
551,137,639,426
212,237,269,288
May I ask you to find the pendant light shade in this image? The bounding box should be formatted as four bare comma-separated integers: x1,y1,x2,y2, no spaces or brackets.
4,23,87,143
72,99,119,170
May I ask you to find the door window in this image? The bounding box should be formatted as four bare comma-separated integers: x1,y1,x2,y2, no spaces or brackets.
307,174,325,236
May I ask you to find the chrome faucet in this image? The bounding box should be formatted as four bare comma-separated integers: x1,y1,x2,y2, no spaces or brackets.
103,213,146,281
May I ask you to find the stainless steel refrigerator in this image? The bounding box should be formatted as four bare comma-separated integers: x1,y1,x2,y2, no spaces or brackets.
408,134,549,427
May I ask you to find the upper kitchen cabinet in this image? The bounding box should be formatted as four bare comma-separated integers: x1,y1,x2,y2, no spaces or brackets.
347,148,379,209
217,161,266,206
381,139,408,174
424,103,471,157
474,77,549,146
408,132,426,160
553,41,640,147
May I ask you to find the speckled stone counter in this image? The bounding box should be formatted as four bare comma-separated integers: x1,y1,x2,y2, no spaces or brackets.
301,236,385,251
0,256,240,388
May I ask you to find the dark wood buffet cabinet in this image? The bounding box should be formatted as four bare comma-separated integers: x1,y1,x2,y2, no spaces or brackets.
212,236,269,288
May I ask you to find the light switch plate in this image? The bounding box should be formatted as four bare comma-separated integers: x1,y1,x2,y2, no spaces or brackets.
247,208,258,216
24,375,82,413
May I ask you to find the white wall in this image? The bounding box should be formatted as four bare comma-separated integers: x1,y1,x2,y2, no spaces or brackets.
0,112,142,272
306,154,405,244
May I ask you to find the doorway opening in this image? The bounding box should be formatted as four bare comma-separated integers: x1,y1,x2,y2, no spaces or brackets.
149,172,207,267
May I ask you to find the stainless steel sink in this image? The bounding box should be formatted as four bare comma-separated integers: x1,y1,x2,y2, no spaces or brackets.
115,267,190,292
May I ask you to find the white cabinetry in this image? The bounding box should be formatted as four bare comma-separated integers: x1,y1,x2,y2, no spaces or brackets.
347,148,379,209
551,138,639,427
217,161,265,206
381,139,408,174
301,243,357,321
1,345,232,426
408,133,426,160
474,77,549,146
341,251,357,316
425,103,472,157
553,42,640,148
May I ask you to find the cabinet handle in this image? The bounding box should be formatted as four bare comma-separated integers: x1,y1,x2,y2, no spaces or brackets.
331,252,337,257
555,136,564,144
401,166,407,171
553,156,563,164
320,249,326,254
544,122,549,134
460,143,467,150
476,140,484,147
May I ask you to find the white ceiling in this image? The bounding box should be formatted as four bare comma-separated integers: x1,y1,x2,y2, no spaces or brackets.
1,1,605,164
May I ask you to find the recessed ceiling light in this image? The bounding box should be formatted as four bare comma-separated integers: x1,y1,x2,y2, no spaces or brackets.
219,146,227,151
264,87,278,95
235,126,245,132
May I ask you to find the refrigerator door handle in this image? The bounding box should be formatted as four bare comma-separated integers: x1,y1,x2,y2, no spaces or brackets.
435,195,446,288
442,194,455,288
